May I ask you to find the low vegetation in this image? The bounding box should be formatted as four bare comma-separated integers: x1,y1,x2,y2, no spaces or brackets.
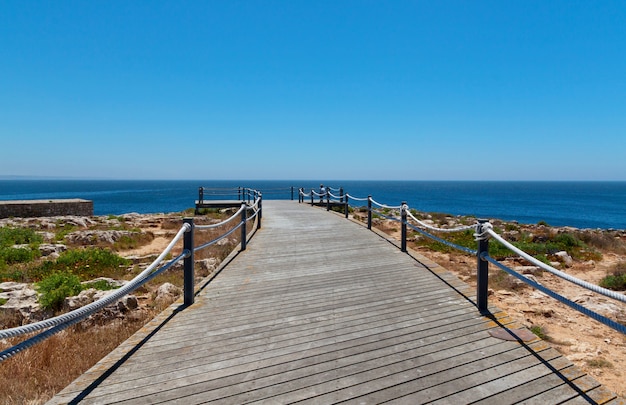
36,272,83,311
599,262,626,291
0,209,243,404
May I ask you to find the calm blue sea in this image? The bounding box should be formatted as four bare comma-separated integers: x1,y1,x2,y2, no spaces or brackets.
1,180,625,230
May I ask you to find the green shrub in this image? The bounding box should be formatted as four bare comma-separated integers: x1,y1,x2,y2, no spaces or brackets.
0,246,36,264
0,228,43,247
39,248,131,280
37,272,83,311
530,325,548,340
54,224,78,242
83,279,119,291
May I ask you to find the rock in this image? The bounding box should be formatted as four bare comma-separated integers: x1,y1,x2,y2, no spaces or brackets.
0,282,48,323
65,288,99,311
65,229,138,245
515,266,542,275
554,251,573,267
529,290,548,300
65,288,139,318
155,283,182,302
197,258,219,272
38,243,67,257
117,295,138,312
217,238,232,246
81,277,127,289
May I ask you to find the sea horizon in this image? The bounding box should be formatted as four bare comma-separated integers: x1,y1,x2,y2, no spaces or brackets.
1,179,626,230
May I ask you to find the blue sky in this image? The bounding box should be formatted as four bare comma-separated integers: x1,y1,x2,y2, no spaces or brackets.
1,1,625,181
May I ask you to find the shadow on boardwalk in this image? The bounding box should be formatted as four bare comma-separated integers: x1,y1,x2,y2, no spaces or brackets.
48,201,622,404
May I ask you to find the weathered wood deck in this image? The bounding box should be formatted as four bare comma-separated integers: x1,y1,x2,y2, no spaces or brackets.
49,201,622,404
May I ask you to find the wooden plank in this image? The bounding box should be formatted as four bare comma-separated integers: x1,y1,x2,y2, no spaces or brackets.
47,200,619,404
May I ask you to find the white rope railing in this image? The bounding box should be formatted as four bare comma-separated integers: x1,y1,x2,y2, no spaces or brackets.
195,204,247,230
328,191,344,200
345,193,369,202
405,207,478,233
486,228,626,304
0,223,191,340
370,198,402,210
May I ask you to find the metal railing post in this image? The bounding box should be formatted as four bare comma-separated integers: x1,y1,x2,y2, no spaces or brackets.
326,189,330,211
401,202,407,252
367,196,372,230
238,186,241,201
291,186,294,201
310,189,314,206
183,218,195,306
476,219,490,314
257,193,262,229
344,195,349,218
240,203,247,251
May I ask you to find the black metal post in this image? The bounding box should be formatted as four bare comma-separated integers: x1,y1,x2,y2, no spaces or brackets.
367,196,372,230
476,219,490,314
344,195,349,218
291,186,294,201
183,218,195,306
198,187,204,204
240,203,247,251
238,186,241,201
401,202,407,252
257,193,262,229
310,189,314,206
326,189,330,211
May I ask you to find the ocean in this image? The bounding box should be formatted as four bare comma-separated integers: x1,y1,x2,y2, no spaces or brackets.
1,180,625,230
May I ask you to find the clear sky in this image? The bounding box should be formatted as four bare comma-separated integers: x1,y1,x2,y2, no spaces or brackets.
1,1,625,181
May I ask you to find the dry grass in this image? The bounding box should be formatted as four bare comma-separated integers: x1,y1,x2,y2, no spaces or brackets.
0,314,152,404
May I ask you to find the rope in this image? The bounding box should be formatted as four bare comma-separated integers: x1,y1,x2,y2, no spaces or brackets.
405,209,478,234
194,222,242,252
486,228,626,304
194,204,247,230
0,224,190,340
370,198,402,210
328,192,344,200
345,194,369,202
484,255,626,335
474,222,493,240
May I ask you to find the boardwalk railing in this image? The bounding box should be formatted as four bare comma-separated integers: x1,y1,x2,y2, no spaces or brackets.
0,189,263,362
299,187,626,336
198,186,298,205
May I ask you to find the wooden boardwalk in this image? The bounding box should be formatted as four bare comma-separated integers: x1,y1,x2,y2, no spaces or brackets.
49,201,622,404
